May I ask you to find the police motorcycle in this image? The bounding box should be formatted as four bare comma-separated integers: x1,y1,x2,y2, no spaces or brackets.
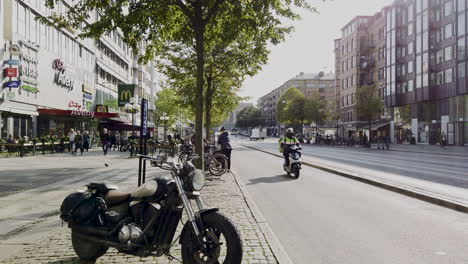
59,153,243,263
283,145,302,179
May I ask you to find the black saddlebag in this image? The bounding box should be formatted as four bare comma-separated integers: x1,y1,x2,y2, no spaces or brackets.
60,192,103,225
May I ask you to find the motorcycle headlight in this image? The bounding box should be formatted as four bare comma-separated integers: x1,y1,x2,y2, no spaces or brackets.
188,169,205,191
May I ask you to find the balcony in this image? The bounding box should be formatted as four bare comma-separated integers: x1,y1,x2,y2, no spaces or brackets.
360,58,376,69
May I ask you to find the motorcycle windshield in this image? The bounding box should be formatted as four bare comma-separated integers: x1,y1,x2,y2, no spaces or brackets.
290,152,300,160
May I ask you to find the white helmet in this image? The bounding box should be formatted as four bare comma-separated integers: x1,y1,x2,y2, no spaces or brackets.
286,128,294,134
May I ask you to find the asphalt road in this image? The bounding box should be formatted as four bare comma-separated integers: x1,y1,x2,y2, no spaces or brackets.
232,145,468,264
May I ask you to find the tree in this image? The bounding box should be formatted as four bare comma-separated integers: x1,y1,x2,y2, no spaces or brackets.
154,88,183,128
305,91,328,135
356,85,384,143
276,88,307,132
42,0,316,168
236,106,265,130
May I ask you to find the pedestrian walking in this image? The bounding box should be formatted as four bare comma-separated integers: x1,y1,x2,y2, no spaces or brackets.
83,131,90,152
440,132,447,149
68,129,76,153
74,130,84,156
217,127,232,172
120,133,128,152
110,132,116,151
101,128,110,155
115,132,121,151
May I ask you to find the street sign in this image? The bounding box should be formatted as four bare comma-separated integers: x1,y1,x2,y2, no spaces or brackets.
9,44,21,56
4,80,21,88
141,98,148,136
117,84,135,106
4,60,20,65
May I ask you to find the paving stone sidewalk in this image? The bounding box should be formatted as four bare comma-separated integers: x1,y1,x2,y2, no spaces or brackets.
1,169,278,264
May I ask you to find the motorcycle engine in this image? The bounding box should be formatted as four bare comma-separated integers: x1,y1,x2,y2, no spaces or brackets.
118,223,143,244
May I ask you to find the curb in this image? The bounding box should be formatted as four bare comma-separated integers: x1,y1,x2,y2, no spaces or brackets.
242,145,468,215
230,171,293,264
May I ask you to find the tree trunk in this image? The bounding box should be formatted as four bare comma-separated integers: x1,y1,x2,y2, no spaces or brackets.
194,6,205,169
205,77,213,140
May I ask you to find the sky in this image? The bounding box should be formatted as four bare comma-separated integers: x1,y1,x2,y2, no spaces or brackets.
240,0,395,104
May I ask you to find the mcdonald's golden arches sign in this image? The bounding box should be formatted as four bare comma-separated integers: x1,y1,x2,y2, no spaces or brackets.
118,84,135,106
95,105,109,113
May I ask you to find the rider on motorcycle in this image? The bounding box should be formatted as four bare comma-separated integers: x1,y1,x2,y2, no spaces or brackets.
279,128,300,169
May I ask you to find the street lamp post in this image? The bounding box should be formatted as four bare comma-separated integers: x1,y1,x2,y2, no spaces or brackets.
124,97,140,137
160,113,170,141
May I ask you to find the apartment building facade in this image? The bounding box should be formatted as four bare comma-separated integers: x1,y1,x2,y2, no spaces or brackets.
0,0,158,139
384,0,468,145
335,10,390,139
258,72,335,136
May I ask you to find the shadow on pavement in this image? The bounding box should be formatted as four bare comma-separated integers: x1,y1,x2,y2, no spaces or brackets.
247,174,296,185
47,257,92,264
0,168,97,197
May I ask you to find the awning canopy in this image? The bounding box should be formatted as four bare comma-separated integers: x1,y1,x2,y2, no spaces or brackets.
38,108,119,119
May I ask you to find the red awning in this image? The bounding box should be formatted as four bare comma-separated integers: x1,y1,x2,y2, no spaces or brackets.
38,108,119,119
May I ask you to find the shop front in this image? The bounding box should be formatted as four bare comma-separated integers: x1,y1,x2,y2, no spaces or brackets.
37,108,119,139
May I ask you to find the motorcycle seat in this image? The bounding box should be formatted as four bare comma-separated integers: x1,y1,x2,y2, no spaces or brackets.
86,183,118,194
105,190,131,205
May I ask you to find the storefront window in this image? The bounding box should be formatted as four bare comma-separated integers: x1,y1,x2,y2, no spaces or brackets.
13,117,19,138
20,118,27,138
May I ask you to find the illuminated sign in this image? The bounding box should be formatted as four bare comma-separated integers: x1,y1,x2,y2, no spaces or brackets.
68,101,82,110
96,105,109,113
4,68,18,77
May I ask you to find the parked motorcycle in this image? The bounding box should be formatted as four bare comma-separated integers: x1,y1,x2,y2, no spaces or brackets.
283,145,302,178
60,154,242,263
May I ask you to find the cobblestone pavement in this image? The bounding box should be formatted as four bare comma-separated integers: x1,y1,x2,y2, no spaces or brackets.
1,164,278,264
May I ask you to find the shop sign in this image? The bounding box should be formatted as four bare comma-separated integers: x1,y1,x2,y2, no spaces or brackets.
22,76,39,85
4,80,21,88
141,98,148,136
19,40,39,50
21,84,39,93
83,93,93,100
4,68,18,77
71,110,95,118
21,54,39,64
96,105,109,113
4,60,20,65
20,66,38,78
82,84,93,94
52,59,65,71
68,101,82,110
55,71,75,90
9,44,21,56
118,84,135,106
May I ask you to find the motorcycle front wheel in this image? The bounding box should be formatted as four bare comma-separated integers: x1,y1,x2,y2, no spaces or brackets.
181,212,242,264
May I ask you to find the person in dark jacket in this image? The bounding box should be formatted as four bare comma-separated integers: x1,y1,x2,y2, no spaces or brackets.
83,131,90,152
217,127,232,171
101,128,110,155
74,130,84,156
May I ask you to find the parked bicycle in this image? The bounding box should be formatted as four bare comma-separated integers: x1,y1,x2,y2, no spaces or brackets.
179,143,228,176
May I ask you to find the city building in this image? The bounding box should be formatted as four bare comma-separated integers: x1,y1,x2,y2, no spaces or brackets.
337,0,468,146
336,10,389,140
258,71,335,136
0,0,158,140
385,0,467,145
222,102,253,131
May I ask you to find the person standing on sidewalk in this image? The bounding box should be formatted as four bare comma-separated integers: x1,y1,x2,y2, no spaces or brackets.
114,132,121,151
83,131,90,152
217,127,232,172
440,132,447,149
101,128,110,155
74,130,84,156
68,129,76,153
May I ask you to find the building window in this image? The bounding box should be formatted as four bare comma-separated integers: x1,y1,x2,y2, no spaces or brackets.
445,23,453,39
408,60,414,73
458,37,466,59
445,68,453,83
458,13,465,36
445,1,453,17
445,46,453,61
458,0,466,11
408,80,414,92
458,62,466,78
437,71,444,85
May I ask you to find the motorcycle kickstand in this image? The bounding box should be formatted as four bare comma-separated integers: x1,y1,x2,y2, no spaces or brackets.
166,253,182,262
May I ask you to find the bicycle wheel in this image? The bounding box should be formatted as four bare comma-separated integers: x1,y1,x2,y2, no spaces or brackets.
207,153,228,176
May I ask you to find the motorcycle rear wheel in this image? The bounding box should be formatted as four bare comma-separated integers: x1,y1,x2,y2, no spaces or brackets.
71,230,109,261
181,212,242,264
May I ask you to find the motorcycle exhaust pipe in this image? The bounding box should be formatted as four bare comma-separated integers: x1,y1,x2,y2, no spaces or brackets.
72,230,129,249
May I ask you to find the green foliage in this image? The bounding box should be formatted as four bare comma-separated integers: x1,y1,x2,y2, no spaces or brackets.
305,91,328,126
103,99,118,109
155,87,190,128
276,87,307,126
236,106,265,129
398,105,412,124
356,85,383,123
